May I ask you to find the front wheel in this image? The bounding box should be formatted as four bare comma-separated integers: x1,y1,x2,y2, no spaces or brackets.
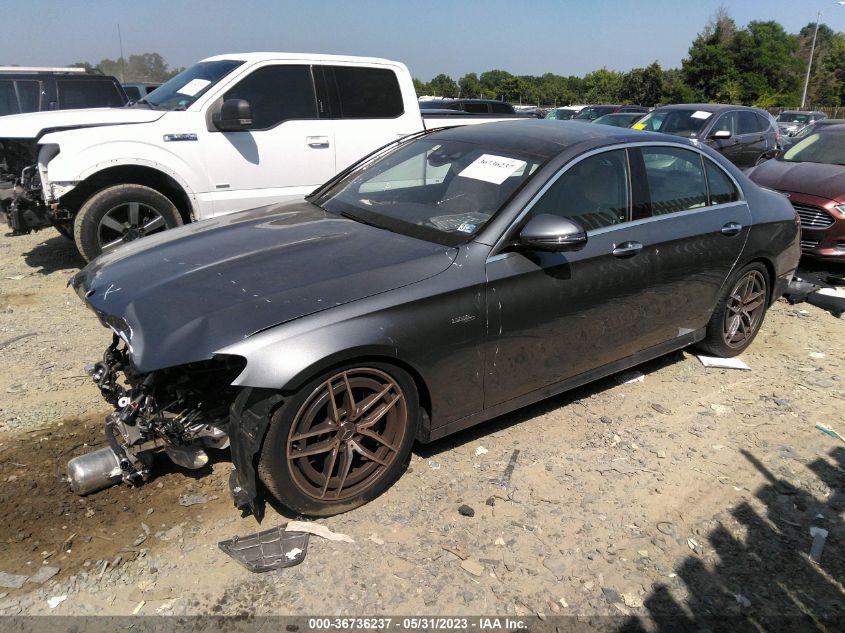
73,184,182,261
698,262,770,357
258,363,419,516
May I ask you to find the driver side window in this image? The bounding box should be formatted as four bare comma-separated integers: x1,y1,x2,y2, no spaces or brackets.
530,149,631,231
222,65,317,130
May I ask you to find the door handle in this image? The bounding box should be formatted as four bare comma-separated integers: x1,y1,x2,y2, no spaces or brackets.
611,241,643,258
721,222,742,236
306,136,330,148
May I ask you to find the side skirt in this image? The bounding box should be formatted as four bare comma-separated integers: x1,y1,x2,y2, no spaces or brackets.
425,328,705,442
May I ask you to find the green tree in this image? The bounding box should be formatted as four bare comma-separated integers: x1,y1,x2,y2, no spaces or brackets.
582,68,623,103
412,78,432,97
83,52,181,82
458,73,481,98
620,62,665,106
428,73,459,97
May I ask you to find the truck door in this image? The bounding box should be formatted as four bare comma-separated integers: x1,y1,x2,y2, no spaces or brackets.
201,64,336,215
313,65,421,172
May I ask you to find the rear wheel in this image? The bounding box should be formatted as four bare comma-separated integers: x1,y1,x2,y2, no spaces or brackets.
258,363,419,516
73,184,182,261
698,262,770,357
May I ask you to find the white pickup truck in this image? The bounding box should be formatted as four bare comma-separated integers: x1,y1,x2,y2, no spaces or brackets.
0,53,524,260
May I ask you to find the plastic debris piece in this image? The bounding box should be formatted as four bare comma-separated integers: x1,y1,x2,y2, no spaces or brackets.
617,370,645,384
285,520,354,543
47,595,67,609
815,424,845,444
132,600,145,614
219,526,310,572
809,527,829,563
474,446,488,456
697,355,751,370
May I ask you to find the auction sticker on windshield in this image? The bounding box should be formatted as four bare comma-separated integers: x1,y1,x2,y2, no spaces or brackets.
459,154,527,185
691,110,713,120
177,78,212,96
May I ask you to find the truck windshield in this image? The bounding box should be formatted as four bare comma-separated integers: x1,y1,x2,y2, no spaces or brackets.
317,138,544,246
139,60,244,110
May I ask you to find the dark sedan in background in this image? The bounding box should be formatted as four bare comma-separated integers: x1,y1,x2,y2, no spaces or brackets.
69,121,799,517
573,104,648,121
750,123,845,261
776,110,827,137
634,104,781,169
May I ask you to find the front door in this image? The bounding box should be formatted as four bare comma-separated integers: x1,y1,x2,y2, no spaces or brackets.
484,148,666,407
202,64,336,215
706,110,744,166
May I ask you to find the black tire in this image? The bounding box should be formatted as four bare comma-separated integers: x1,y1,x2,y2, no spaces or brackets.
73,184,182,261
258,362,419,517
697,262,770,357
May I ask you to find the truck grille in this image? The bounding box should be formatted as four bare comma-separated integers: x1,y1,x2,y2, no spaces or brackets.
792,203,835,229
800,238,820,250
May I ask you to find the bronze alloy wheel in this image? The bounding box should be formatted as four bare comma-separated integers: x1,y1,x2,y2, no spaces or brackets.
285,367,409,501
723,269,767,348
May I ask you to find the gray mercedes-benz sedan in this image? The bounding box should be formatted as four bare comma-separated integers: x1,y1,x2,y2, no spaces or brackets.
69,120,800,517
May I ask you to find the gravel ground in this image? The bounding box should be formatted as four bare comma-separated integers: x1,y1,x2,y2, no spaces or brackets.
0,229,843,627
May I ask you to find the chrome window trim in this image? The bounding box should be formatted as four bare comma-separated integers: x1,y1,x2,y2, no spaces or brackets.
488,140,746,259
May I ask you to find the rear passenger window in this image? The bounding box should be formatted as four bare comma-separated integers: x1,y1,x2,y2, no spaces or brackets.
329,66,403,118
16,81,40,112
705,159,740,205
490,102,511,114
58,81,125,109
737,110,762,134
531,149,630,230
123,86,141,101
642,147,708,215
755,112,773,132
0,81,19,116
463,102,488,113
223,65,317,129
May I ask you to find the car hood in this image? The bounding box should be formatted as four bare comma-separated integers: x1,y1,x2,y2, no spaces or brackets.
0,107,164,140
70,201,458,372
748,159,845,200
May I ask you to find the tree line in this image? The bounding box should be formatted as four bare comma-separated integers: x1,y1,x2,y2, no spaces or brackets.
413,9,845,108
70,53,183,84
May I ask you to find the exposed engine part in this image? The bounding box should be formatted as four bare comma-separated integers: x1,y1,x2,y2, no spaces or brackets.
66,447,123,495
68,335,245,496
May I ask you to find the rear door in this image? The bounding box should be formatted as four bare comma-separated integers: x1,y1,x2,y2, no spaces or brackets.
635,145,751,340
315,64,421,171
201,64,337,214
736,110,767,167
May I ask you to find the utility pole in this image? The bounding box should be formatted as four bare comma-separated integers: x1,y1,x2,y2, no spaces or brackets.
801,11,821,109
117,24,126,82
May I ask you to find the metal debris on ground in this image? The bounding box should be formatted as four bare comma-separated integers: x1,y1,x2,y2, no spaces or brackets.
697,355,751,371
285,520,354,543
491,449,520,488
218,526,310,573
784,272,845,317
809,527,829,563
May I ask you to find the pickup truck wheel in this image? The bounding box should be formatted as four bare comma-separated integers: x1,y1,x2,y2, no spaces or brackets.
258,363,419,517
73,184,182,261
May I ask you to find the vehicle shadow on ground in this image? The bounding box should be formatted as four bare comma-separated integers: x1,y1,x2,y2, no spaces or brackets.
618,446,845,632
21,233,84,274
415,350,685,460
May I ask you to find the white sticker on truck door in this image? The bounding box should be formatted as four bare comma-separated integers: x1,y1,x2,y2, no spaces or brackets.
176,79,211,96
458,154,527,185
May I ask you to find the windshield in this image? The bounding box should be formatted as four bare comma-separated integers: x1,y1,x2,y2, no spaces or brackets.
140,60,244,110
317,138,545,246
780,132,845,166
574,106,615,120
777,112,810,124
547,108,576,120
634,109,711,137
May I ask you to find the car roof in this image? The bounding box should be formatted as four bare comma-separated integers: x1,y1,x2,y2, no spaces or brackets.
656,103,760,113
427,119,684,159
200,52,404,68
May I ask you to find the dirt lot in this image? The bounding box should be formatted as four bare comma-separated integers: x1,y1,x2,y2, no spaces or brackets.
0,229,844,626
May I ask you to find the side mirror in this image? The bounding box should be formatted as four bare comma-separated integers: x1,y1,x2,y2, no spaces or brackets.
213,99,253,131
519,214,587,252
711,129,732,140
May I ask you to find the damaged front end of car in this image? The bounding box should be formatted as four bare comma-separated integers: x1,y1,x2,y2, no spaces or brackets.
68,335,246,497
1,139,68,236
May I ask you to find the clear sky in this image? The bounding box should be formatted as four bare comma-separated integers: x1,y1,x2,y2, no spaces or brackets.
1,0,843,80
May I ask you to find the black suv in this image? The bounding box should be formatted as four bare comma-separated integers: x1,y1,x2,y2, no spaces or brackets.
0,67,127,116
634,104,781,169
419,98,517,115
